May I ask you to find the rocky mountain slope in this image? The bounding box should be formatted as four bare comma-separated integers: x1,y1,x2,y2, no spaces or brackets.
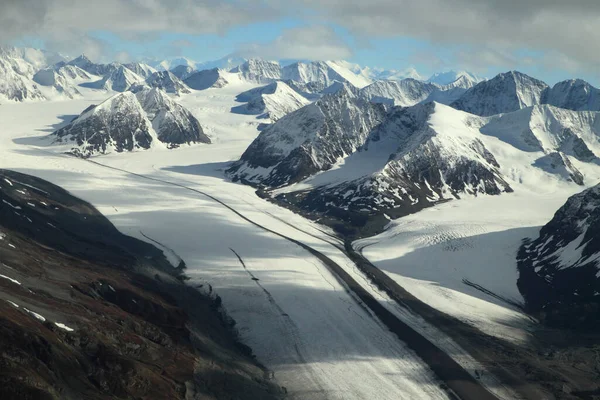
0,169,282,399
518,184,600,329
230,59,282,84
544,79,600,112
88,66,145,92
228,83,387,187
359,79,438,106
123,62,158,79
33,65,94,98
451,71,549,116
52,88,209,157
427,70,482,86
359,75,478,108
184,68,232,90
170,65,196,80
66,55,120,78
231,92,600,234
145,71,191,95
231,81,310,121
0,47,47,102
271,103,512,229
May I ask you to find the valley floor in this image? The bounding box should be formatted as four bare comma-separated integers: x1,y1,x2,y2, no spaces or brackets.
0,86,592,399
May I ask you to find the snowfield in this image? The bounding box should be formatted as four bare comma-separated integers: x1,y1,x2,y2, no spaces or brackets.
2,77,593,400
0,85,455,400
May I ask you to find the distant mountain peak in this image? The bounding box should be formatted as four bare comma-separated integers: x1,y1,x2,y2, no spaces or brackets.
427,70,482,86
52,87,209,157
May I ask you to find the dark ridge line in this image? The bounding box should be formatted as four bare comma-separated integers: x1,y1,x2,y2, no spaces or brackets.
461,279,526,313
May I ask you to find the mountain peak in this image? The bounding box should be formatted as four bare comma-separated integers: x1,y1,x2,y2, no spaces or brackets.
450,70,549,116
53,87,209,157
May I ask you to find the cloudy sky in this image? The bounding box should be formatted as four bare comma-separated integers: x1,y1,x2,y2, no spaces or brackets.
3,0,599,84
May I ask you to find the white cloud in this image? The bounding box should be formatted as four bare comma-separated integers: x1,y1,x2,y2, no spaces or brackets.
0,0,276,57
2,0,600,74
274,0,600,72
236,25,352,61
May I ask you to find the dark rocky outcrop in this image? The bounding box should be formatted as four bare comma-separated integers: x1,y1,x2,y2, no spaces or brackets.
0,169,283,399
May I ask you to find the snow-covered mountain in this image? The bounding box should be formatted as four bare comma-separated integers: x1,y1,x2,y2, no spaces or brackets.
367,66,424,82
450,71,549,116
231,92,600,225
270,103,512,218
123,62,158,79
228,83,387,187
359,79,438,106
230,59,282,84
281,61,343,87
232,81,310,121
281,61,372,89
145,71,191,95
517,184,600,329
33,65,93,98
152,57,197,71
66,55,120,77
52,88,209,157
428,70,482,86
482,104,599,168
170,65,196,80
184,68,236,90
0,47,46,102
425,75,478,104
88,66,145,92
544,79,600,112
359,75,480,108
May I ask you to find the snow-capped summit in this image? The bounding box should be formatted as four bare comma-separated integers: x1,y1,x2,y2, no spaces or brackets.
232,81,310,122
145,71,191,95
518,184,600,328
153,57,197,71
33,65,93,98
366,66,424,82
0,47,46,102
228,83,387,187
428,70,481,86
90,66,145,92
482,104,599,163
272,102,512,217
230,58,281,83
281,61,372,89
324,61,373,88
281,61,343,88
52,87,209,157
66,55,95,70
170,65,196,80
359,79,438,106
66,55,119,77
451,71,549,116
123,62,158,79
544,79,600,112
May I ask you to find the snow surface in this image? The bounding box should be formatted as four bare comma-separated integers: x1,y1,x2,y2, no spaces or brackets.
24,307,46,322
2,74,593,398
55,322,75,332
2,75,585,399
0,85,469,400
0,274,21,285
